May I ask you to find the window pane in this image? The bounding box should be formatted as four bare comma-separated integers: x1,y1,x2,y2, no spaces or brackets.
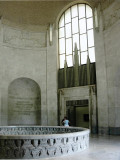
65,23,71,38
88,29,94,47
59,38,65,54
78,4,85,19
59,4,95,69
60,54,65,68
89,47,95,62
71,5,78,18
87,17,93,30
65,9,71,24
72,17,78,34
59,14,64,28
59,27,64,38
86,5,92,18
80,34,87,52
81,51,87,64
79,18,86,34
66,38,72,55
66,55,73,67
73,34,79,50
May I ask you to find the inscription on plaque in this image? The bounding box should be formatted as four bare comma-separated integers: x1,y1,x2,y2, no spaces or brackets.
12,98,40,115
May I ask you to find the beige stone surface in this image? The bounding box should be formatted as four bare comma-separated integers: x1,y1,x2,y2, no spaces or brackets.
0,1,109,27
0,0,119,134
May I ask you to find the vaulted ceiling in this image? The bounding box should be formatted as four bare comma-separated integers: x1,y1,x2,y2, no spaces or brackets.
0,0,112,26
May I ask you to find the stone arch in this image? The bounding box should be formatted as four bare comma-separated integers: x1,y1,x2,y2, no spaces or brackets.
56,0,94,28
8,77,41,125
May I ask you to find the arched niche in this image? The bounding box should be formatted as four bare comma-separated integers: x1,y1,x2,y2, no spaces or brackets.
8,77,41,125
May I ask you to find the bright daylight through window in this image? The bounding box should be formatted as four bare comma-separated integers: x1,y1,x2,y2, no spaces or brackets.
59,4,95,69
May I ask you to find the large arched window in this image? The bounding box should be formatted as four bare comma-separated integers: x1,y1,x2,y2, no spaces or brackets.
59,4,95,69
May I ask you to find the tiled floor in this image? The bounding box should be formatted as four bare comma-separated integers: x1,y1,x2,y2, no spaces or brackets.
40,135,120,160
7,135,120,160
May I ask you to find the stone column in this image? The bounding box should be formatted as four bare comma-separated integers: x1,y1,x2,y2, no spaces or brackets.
46,26,58,126
94,9,109,134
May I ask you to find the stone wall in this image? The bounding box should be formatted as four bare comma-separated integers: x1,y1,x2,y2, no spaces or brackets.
0,20,57,126
103,1,120,134
94,0,120,134
0,0,120,134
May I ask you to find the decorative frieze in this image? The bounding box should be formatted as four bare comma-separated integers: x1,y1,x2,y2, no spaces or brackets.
2,25,47,48
0,126,89,159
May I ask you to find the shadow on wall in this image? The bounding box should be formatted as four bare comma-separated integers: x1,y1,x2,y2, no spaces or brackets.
8,77,41,125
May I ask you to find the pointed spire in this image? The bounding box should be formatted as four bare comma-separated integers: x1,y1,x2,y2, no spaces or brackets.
73,43,79,87
64,60,68,88
87,54,91,85
74,43,79,66
74,43,77,55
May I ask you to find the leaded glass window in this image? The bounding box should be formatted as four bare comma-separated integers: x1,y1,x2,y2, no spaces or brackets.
59,4,95,69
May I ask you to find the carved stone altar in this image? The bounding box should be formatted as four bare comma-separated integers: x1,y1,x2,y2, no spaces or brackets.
0,126,90,159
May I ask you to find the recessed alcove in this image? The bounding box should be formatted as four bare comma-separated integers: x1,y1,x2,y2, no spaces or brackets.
8,77,41,125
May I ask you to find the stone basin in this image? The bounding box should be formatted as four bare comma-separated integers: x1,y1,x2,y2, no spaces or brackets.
0,126,90,159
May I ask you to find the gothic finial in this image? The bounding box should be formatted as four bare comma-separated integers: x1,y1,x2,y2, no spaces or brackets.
73,43,79,87
74,43,78,54
64,59,67,68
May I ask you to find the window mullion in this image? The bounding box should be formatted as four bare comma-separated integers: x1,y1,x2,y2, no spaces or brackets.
70,7,73,66
77,3,81,66
85,4,89,59
64,13,66,64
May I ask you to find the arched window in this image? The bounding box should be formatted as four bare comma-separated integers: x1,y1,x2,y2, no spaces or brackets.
58,4,95,69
